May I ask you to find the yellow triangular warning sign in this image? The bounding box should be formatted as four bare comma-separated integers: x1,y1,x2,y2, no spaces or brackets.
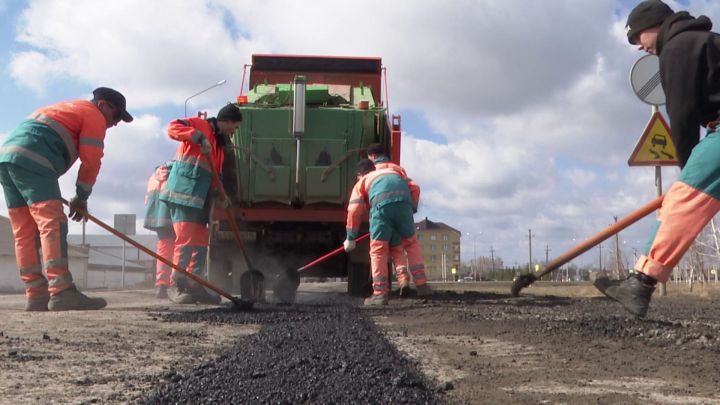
628,111,678,166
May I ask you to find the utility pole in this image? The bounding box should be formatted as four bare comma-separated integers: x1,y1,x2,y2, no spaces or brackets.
614,216,622,278
528,229,533,272
490,246,495,273
545,244,551,265
598,244,603,274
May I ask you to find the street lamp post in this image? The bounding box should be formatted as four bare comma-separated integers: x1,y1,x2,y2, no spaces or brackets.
184,79,227,118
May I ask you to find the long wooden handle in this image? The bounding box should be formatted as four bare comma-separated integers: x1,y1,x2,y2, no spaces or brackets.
298,233,371,272
62,199,235,301
536,194,664,278
204,152,252,261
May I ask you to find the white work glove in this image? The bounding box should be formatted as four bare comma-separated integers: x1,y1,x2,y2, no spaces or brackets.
343,239,356,252
217,196,231,209
200,138,212,155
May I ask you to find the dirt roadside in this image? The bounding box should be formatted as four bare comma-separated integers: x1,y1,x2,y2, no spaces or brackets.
3,281,720,404
0,290,258,405
378,281,720,404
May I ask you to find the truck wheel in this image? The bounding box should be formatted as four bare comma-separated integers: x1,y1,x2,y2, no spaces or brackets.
208,259,232,292
347,262,372,297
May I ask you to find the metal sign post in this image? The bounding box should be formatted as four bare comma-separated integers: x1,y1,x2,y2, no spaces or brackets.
114,214,136,290
629,55,674,296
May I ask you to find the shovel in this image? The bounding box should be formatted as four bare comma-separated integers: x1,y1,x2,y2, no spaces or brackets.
204,152,265,302
62,199,253,310
511,195,664,297
273,233,371,303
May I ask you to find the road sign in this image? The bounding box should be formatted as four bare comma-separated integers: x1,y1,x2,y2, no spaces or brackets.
628,111,678,166
630,55,665,106
113,214,136,235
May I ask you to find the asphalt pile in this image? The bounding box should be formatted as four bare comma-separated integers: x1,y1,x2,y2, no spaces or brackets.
141,300,441,404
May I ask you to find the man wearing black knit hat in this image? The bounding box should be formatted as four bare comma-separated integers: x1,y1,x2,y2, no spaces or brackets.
159,103,242,305
595,1,720,317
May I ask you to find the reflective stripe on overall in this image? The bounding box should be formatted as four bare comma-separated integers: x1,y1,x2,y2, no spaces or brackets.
0,163,73,299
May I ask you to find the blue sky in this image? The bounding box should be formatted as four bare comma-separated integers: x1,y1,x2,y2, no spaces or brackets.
1,0,717,269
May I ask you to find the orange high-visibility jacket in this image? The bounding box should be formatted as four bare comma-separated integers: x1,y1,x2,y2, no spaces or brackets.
160,118,224,209
346,168,419,240
373,156,420,209
0,100,108,200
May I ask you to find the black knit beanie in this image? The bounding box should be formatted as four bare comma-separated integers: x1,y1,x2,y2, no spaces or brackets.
217,104,242,122
626,0,674,44
356,159,376,176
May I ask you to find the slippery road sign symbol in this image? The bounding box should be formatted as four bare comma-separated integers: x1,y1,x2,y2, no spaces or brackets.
628,111,678,166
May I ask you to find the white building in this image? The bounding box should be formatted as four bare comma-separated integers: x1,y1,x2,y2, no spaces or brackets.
0,216,90,293
0,215,158,292
68,234,158,289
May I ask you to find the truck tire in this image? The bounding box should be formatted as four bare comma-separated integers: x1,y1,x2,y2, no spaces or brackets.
347,262,372,297
208,249,232,292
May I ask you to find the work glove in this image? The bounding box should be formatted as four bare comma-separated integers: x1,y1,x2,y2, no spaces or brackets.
68,196,88,222
200,138,212,155
343,239,356,252
217,196,232,209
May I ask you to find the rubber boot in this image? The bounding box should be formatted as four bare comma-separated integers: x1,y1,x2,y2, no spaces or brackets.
168,286,194,304
398,282,411,298
49,287,107,311
155,285,168,299
592,275,623,294
364,294,389,306
189,286,221,305
416,283,432,297
601,273,656,318
26,296,49,312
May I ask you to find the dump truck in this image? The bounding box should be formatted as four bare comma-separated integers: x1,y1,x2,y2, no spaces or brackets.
208,54,402,297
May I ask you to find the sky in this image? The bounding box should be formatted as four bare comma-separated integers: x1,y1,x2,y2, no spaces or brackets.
0,0,717,269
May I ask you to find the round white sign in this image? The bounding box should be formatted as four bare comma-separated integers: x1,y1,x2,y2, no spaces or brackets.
630,55,665,105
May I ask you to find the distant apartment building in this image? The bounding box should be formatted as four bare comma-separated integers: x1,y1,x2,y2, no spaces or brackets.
414,217,461,281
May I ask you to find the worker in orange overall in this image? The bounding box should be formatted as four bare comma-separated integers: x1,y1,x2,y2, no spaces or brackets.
0,87,133,311
344,159,431,306
366,143,424,298
160,104,241,305
143,162,175,299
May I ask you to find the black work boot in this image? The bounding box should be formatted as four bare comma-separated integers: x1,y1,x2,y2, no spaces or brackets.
155,285,168,299
398,282,411,298
49,287,107,311
592,275,622,294
189,286,221,305
601,273,656,318
168,285,194,304
26,295,50,312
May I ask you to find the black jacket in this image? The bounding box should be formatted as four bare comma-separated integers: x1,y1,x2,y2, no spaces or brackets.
657,12,720,167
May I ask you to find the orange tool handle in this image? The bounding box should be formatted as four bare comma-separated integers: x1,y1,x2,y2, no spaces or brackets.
297,233,371,273
537,194,664,279
62,199,235,302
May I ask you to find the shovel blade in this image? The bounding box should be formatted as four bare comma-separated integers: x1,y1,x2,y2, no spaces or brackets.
273,268,300,304
240,269,265,302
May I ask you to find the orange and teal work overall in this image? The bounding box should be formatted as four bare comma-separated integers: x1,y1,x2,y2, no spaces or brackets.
637,127,720,283
159,117,224,288
347,168,427,296
144,163,175,288
372,156,423,285
0,100,107,300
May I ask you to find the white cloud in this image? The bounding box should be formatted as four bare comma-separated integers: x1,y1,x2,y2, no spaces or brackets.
4,0,710,266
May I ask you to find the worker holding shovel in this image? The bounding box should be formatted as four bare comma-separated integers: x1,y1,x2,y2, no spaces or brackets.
344,159,431,306
366,143,425,297
596,0,720,317
0,87,133,311
160,104,242,305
